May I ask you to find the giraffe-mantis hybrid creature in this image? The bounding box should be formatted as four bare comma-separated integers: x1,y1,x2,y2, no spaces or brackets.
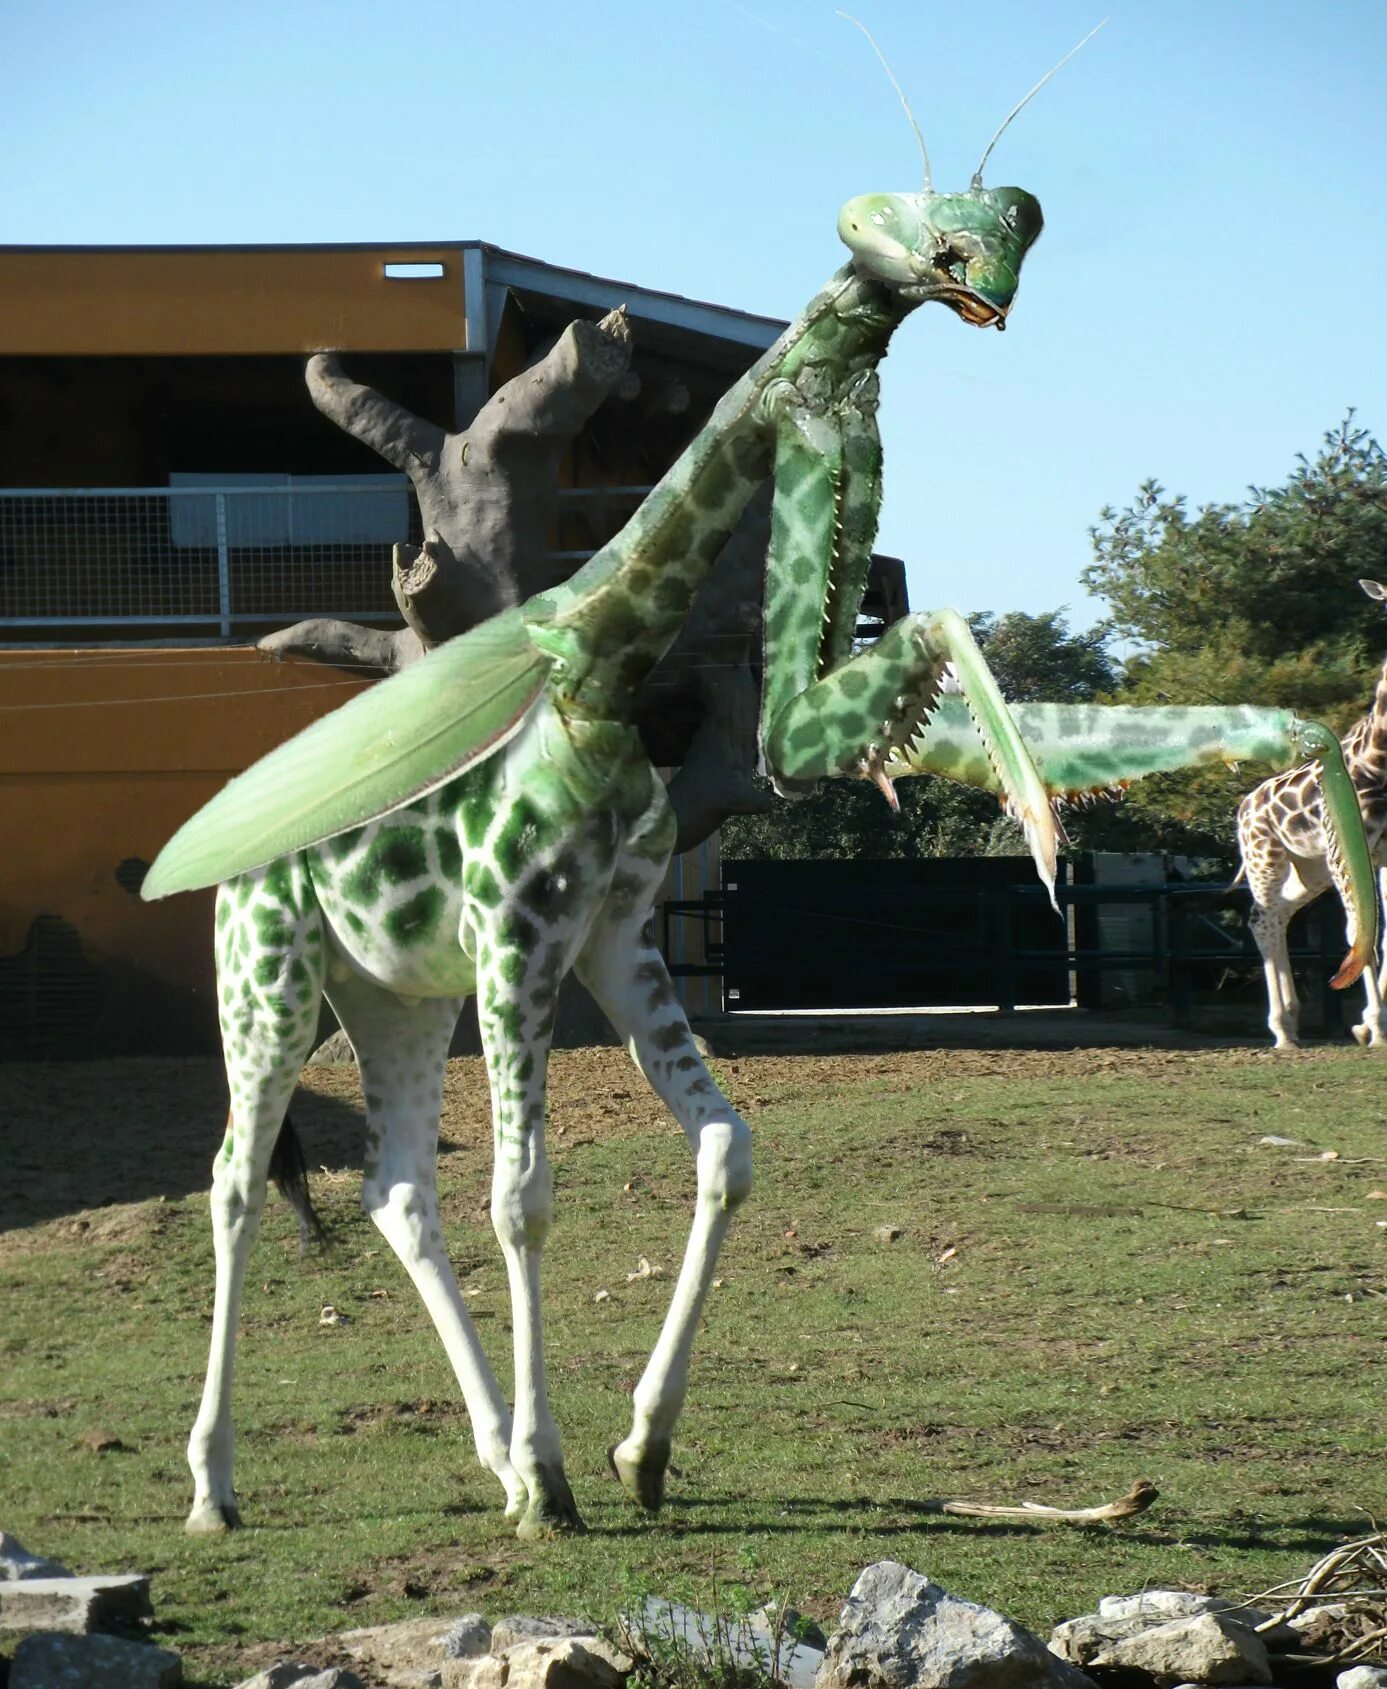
142,58,1379,1540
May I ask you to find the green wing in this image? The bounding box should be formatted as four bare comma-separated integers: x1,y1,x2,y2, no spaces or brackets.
142,609,549,900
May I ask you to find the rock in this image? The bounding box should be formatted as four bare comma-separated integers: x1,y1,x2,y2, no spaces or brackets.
1053,1594,1298,1668
1284,1603,1351,1646
1088,1613,1272,1686
1337,1671,1387,1689
308,1030,356,1065
446,1639,628,1689
872,1225,903,1244
0,1532,71,1582
1095,1593,1274,1627
490,1617,597,1653
444,1615,493,1659
444,1657,506,1689
752,1601,829,1652
235,1670,366,1689
816,1561,1094,1689
10,1630,182,1686
234,1668,327,1689
0,1572,153,1634
336,1615,471,1682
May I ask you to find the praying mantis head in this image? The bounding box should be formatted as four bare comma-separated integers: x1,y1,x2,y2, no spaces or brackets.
834,17,1101,327
836,184,1043,328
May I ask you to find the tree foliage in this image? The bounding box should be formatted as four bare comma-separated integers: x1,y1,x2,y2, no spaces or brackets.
1079,414,1387,855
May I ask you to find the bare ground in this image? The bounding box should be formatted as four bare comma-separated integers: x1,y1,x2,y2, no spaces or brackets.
0,1038,1295,1244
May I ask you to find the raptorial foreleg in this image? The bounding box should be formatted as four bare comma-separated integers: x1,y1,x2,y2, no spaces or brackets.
766,609,1062,903
888,702,1381,995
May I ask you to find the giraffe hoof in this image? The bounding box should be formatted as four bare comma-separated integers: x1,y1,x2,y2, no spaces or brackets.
608,1437,670,1512
515,1466,586,1539
185,1498,240,1533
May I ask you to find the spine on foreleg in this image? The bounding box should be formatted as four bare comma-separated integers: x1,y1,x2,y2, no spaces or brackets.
268,1111,328,1253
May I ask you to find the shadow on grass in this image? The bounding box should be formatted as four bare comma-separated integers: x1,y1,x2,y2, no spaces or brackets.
628,1495,1370,1555
0,1057,368,1234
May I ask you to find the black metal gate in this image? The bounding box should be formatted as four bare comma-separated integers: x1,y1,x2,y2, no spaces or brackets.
719,857,1072,1010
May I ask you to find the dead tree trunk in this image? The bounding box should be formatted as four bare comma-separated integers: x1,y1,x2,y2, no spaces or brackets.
259,308,633,671
260,307,773,852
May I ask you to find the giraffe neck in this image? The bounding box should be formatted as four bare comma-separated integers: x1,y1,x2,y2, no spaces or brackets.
1339,655,1387,794
522,264,911,716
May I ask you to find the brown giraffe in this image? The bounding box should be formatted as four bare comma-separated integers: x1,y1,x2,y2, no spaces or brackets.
1238,578,1387,1049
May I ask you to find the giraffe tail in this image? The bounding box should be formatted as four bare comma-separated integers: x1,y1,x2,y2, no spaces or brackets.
1229,860,1246,887
269,1110,328,1254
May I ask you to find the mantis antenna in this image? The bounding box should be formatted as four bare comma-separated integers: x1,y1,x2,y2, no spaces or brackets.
972,19,1107,190
837,12,932,193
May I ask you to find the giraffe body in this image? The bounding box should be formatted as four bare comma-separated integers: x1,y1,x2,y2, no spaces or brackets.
1239,670,1387,1049
196,694,752,1536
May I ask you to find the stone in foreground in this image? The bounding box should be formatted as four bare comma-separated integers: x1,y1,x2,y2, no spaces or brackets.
489,1616,598,1653
0,1531,71,1582
815,1562,1095,1689
0,1571,153,1634
445,1637,630,1689
235,1668,366,1689
1337,1670,1387,1689
1086,1613,1272,1686
10,1629,182,1687
335,1614,479,1682
1052,1594,1290,1667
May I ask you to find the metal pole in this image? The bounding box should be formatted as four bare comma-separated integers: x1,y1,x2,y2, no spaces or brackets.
215,493,231,639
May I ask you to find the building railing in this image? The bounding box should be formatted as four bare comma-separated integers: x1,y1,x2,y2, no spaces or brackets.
0,480,657,639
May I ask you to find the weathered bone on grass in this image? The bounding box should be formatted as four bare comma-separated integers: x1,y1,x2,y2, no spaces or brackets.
921,1477,1158,1523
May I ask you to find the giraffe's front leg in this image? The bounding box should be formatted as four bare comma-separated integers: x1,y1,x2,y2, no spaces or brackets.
577,904,752,1512
189,866,327,1532
474,901,586,1539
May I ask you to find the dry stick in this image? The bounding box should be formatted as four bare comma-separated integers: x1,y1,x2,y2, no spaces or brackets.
921,1478,1158,1523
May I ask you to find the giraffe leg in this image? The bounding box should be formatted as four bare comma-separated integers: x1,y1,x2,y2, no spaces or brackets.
576,897,752,1513
325,969,526,1519
472,896,591,1540
1248,900,1301,1051
1351,865,1387,1046
187,865,327,1533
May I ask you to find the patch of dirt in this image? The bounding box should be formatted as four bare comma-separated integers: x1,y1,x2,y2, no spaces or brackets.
0,1040,1328,1253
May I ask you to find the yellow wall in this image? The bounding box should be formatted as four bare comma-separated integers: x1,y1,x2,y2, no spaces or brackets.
0,248,468,356
0,648,363,1054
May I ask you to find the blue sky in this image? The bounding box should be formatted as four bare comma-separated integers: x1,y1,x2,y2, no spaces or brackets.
4,0,1385,632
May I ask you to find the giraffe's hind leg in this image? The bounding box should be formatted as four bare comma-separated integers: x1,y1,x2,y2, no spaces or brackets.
576,885,752,1513
187,864,327,1533
1239,813,1313,1052
1350,865,1387,1046
325,969,526,1519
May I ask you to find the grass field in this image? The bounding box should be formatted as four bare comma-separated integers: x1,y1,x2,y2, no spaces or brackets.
2,1041,1385,1686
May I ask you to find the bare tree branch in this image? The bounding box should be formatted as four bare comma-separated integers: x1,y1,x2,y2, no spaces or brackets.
305,354,444,481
